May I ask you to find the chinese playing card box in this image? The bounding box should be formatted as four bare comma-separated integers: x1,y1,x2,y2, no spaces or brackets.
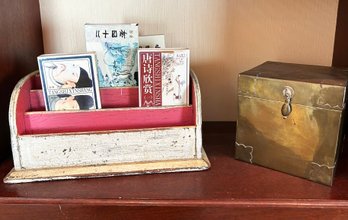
37,53,101,111
139,35,165,49
138,49,190,107
85,23,139,88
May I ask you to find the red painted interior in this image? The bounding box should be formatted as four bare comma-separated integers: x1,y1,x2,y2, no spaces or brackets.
30,88,139,111
191,78,197,125
15,78,33,135
16,74,196,135
24,106,194,134
32,72,42,89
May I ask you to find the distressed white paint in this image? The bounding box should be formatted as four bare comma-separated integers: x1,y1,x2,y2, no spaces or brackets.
191,71,202,158
4,150,210,184
7,70,206,183
8,72,36,169
18,127,196,169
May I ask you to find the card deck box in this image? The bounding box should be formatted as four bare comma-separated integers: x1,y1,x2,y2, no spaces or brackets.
235,61,348,185
5,70,209,184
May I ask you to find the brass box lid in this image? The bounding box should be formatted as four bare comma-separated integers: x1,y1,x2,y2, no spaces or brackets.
239,61,348,111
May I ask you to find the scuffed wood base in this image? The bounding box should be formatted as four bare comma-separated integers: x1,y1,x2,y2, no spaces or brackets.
4,149,210,184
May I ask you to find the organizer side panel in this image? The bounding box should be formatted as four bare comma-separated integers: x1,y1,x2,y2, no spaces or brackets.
15,79,33,135
191,71,202,158
9,74,35,169
17,127,196,169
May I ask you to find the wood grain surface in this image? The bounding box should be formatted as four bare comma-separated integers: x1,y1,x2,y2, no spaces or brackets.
1,122,348,219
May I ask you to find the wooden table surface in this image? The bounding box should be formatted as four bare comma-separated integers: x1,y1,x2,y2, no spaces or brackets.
0,122,348,219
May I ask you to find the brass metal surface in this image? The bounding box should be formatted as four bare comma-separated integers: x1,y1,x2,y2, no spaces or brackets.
235,62,348,186
238,75,346,111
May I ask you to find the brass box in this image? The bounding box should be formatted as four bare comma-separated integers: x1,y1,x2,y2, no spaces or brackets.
235,61,348,185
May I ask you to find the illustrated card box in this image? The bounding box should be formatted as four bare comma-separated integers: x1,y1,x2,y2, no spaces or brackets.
37,53,101,111
138,49,190,107
139,35,165,48
85,23,139,87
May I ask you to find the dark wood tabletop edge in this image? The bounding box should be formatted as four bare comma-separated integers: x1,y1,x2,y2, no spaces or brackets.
1,197,348,208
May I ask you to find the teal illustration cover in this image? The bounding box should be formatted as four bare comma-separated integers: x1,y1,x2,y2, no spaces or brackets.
85,23,139,87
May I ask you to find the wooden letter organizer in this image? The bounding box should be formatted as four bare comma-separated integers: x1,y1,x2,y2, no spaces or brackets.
4,70,210,183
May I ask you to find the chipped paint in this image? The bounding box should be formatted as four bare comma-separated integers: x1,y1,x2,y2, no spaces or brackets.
6,70,208,183
4,149,210,184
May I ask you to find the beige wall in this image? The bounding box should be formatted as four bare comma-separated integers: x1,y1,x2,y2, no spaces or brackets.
39,0,339,121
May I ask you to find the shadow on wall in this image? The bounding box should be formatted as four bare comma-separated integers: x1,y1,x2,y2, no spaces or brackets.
192,62,237,121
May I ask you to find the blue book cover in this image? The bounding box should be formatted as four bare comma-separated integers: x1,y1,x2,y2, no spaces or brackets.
85,23,139,88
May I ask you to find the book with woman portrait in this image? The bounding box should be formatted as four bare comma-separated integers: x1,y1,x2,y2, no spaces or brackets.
37,53,101,111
